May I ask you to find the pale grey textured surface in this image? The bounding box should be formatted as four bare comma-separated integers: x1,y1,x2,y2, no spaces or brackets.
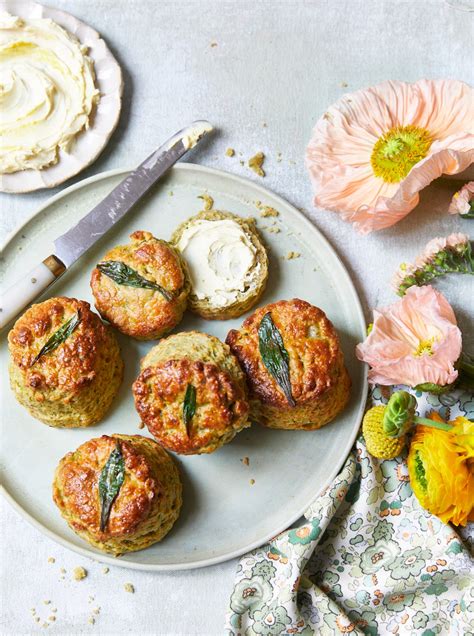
0,1,472,634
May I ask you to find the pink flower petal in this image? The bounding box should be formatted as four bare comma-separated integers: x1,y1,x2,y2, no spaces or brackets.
448,181,474,215
306,79,474,233
356,286,461,387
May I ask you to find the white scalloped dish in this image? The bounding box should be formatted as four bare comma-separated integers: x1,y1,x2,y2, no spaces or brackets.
0,0,123,193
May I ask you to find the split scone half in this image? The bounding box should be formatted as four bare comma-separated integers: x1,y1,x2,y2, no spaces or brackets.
171,210,268,320
8,297,123,428
133,331,250,454
226,298,351,430
53,434,182,555
90,230,190,340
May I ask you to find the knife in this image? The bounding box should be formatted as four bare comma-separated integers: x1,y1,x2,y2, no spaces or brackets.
0,120,213,330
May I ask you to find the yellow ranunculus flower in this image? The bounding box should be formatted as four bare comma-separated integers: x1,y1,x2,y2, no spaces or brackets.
450,416,474,465
407,413,474,526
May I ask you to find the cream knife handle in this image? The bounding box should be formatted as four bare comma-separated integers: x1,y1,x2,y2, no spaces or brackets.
0,256,66,331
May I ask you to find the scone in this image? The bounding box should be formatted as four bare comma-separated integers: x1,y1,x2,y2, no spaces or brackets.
226,298,351,430
90,230,190,340
52,434,182,555
8,297,123,428
171,210,268,320
133,331,250,454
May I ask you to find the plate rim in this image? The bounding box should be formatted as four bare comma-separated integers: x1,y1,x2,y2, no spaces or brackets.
1,163,368,571
0,0,123,193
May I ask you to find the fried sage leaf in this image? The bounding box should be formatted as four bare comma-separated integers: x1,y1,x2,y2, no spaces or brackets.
183,383,197,436
31,311,81,366
97,260,173,302
258,312,295,406
99,441,125,532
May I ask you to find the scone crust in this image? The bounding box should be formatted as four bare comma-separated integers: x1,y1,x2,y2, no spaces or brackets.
52,434,182,555
8,297,123,428
133,331,250,454
171,210,268,320
90,230,190,340
134,358,249,454
226,298,351,429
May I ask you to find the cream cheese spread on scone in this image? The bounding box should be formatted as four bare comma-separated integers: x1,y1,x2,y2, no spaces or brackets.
175,218,261,307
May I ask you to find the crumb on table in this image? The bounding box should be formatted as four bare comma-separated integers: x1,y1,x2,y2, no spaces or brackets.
73,567,87,581
225,147,235,157
248,152,265,177
102,567,109,574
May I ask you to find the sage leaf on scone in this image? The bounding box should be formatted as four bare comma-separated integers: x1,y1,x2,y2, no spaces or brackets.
183,383,197,436
97,260,173,302
31,311,81,366
258,312,295,406
98,442,125,532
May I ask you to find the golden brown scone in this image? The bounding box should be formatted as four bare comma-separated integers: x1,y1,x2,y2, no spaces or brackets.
171,210,268,320
90,230,190,340
52,434,182,555
226,298,351,430
8,297,123,428
133,331,250,454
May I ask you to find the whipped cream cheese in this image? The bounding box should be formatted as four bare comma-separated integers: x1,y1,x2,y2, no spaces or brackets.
176,219,261,307
0,13,99,173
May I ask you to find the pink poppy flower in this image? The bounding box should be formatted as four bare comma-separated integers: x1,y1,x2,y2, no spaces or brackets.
448,181,474,216
356,286,462,387
306,80,474,234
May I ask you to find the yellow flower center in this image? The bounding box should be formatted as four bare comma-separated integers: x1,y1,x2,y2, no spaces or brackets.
414,338,435,357
371,125,433,183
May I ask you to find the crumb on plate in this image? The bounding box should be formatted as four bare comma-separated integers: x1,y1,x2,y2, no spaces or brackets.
124,583,135,593
286,251,301,260
225,147,235,157
198,193,214,210
259,205,279,218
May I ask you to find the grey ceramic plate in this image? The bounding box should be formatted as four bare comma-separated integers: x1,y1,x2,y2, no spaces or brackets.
0,164,367,570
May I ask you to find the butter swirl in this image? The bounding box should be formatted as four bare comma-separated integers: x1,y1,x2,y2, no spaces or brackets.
176,219,261,307
0,13,99,173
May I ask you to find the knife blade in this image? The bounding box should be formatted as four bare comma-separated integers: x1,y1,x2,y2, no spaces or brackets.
0,120,213,330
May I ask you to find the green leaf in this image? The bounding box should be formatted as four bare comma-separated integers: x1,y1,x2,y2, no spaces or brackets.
31,312,81,366
258,312,295,406
183,384,197,436
98,441,125,532
97,260,173,302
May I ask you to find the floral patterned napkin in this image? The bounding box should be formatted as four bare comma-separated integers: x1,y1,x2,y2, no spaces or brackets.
225,386,474,635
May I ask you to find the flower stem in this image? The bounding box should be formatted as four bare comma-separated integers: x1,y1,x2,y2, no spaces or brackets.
414,416,452,431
